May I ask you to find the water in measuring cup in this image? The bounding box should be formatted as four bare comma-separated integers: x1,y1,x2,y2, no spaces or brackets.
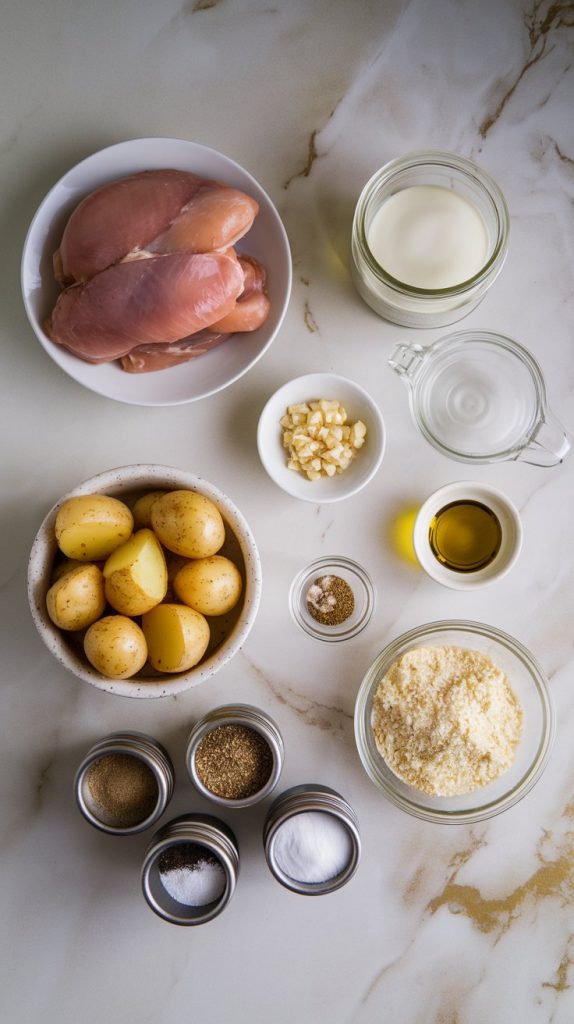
418,345,538,458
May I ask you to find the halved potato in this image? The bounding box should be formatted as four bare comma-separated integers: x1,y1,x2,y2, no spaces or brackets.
174,555,243,616
55,494,133,561
142,603,210,673
103,529,167,616
84,615,148,679
132,490,168,529
151,490,225,558
46,563,105,631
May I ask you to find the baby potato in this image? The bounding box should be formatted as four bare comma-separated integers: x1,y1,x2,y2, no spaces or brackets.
46,563,105,631
151,490,225,559
142,603,210,673
84,615,148,679
132,490,167,529
55,494,133,561
50,558,86,583
103,528,167,616
174,556,243,616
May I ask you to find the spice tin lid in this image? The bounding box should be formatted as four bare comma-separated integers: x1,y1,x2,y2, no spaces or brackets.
263,784,361,895
289,556,375,642
141,813,239,926
186,703,284,808
74,731,175,835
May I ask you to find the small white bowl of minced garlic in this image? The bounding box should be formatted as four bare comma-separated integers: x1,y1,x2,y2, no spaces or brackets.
354,620,555,824
257,373,385,503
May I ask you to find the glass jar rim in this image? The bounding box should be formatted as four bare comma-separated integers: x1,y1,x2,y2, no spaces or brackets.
353,150,510,298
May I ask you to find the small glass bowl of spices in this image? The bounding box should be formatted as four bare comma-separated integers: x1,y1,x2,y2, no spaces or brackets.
263,784,361,895
75,732,175,835
186,704,284,808
290,556,375,641
142,813,239,925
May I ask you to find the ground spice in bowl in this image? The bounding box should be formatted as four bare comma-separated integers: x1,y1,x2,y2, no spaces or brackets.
86,753,159,827
306,575,355,626
194,724,273,800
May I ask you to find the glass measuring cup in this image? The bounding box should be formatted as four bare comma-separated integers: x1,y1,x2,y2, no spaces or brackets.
389,330,570,466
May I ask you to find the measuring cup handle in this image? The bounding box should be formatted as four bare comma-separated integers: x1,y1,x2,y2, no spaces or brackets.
518,412,571,467
388,343,426,383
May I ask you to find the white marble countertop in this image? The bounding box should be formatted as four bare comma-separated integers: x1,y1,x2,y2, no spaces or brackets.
1,1,574,1022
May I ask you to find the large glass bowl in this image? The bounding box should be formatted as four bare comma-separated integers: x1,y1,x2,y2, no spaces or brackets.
354,620,554,824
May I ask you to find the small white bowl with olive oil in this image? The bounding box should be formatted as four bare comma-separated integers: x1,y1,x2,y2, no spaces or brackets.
413,481,522,590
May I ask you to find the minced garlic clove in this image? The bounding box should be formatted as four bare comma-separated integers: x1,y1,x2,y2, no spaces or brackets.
280,399,368,480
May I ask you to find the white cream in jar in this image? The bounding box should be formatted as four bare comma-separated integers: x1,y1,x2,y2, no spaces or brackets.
350,152,509,328
367,185,488,289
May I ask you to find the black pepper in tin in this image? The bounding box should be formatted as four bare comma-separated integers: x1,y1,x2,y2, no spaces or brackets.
187,705,284,807
194,724,273,800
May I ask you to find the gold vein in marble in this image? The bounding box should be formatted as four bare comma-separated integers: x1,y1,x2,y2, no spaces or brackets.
241,651,352,731
479,0,574,138
427,813,574,937
555,140,574,166
283,129,318,189
542,936,574,992
303,300,318,333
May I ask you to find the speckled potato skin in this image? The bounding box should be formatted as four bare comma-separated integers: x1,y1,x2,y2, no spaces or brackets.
132,490,168,529
174,555,243,616
150,490,225,558
46,563,105,631
55,494,134,561
142,603,210,673
83,615,148,679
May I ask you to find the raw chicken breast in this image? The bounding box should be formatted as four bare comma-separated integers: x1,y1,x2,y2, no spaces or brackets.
148,186,259,255
118,254,269,373
121,330,231,373
55,169,259,285
55,170,206,284
212,254,269,333
47,251,244,363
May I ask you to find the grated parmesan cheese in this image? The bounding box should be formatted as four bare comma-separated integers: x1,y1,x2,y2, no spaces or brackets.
371,645,523,797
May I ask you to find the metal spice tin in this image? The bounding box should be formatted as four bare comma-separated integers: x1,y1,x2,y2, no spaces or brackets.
74,731,175,835
141,813,239,926
186,703,284,808
263,784,361,895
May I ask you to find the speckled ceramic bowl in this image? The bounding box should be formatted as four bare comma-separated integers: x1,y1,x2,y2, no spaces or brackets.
27,464,262,698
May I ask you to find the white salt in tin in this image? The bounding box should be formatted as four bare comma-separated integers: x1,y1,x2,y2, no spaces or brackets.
142,814,239,926
263,784,361,895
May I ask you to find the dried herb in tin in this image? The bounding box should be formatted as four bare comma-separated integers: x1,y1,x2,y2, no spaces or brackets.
194,724,273,800
306,574,355,626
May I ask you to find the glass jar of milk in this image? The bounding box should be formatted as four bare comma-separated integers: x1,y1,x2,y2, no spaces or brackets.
351,151,509,328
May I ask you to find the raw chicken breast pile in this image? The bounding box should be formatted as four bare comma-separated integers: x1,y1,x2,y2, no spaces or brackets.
46,170,270,373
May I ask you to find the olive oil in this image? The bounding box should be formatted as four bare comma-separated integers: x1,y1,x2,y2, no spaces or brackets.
428,500,502,573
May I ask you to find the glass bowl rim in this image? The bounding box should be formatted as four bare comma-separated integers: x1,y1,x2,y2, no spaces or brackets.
354,618,555,824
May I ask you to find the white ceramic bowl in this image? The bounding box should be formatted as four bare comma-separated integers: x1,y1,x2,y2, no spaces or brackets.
27,465,262,698
257,373,385,502
413,481,523,590
21,138,292,406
